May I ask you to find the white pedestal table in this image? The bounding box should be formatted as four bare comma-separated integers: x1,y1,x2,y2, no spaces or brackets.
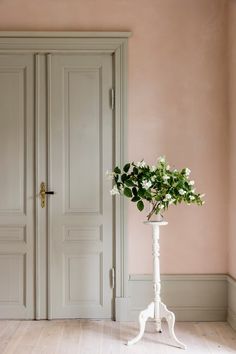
127,221,186,349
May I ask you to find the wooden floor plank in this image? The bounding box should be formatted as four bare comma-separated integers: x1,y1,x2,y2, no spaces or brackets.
0,321,235,354
0,321,21,354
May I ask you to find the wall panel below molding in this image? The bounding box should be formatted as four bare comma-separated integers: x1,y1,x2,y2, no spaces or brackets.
126,274,228,322
227,275,236,330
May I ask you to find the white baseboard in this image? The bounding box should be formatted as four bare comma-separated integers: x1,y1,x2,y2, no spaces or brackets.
115,297,129,321
115,274,228,322
227,275,236,330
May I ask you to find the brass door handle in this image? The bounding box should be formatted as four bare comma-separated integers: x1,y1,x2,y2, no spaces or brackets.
40,182,54,208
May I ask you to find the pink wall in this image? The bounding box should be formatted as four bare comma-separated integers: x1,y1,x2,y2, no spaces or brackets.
0,0,229,274
229,0,236,279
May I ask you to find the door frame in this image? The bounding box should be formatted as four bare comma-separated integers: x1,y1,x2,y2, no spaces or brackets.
0,31,131,320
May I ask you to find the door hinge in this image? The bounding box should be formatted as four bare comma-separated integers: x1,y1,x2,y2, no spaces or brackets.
111,267,115,289
110,88,115,110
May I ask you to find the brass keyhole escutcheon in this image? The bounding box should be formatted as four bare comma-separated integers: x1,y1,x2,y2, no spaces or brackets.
40,182,46,208
40,182,55,208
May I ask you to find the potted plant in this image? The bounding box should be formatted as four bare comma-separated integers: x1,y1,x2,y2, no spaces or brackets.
108,156,204,220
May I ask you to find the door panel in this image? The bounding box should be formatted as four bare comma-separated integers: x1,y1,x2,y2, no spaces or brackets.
64,68,101,213
49,54,113,318
0,55,34,319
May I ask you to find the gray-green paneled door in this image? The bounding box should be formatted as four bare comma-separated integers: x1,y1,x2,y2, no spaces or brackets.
48,54,113,318
0,54,35,319
0,53,114,319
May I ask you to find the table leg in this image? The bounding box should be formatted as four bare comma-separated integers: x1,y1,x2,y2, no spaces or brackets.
160,302,187,349
127,302,154,346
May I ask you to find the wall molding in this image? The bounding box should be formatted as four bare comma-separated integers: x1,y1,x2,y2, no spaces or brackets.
115,274,236,330
115,297,130,321
227,275,236,330
0,31,131,38
0,31,131,53
116,274,229,322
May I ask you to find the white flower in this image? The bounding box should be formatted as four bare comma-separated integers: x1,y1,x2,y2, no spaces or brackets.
106,170,115,180
110,185,120,195
120,185,124,193
142,180,152,190
151,176,156,182
136,160,146,168
158,156,166,163
191,188,195,193
159,203,164,210
185,168,191,176
164,194,172,200
189,180,195,186
200,193,205,198
189,195,195,201
151,165,156,172
169,199,175,205
166,165,170,170
179,189,186,195
163,175,170,185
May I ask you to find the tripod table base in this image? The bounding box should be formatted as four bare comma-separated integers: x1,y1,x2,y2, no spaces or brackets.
127,301,187,349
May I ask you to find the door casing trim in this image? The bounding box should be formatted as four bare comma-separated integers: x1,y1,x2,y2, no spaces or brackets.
0,31,131,319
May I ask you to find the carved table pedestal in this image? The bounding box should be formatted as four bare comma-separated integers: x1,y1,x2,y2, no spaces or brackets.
127,221,186,349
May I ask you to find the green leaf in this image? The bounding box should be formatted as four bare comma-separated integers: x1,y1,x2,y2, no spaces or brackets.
125,179,134,187
138,188,145,197
114,166,121,174
137,200,144,211
133,167,138,174
123,163,130,173
132,187,138,196
131,195,140,202
144,191,152,199
124,187,132,198
121,174,128,183
145,196,152,202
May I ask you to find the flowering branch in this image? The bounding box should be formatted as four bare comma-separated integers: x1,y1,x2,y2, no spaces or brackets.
108,156,205,220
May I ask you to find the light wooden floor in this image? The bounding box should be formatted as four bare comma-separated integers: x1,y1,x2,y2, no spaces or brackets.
0,320,235,354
